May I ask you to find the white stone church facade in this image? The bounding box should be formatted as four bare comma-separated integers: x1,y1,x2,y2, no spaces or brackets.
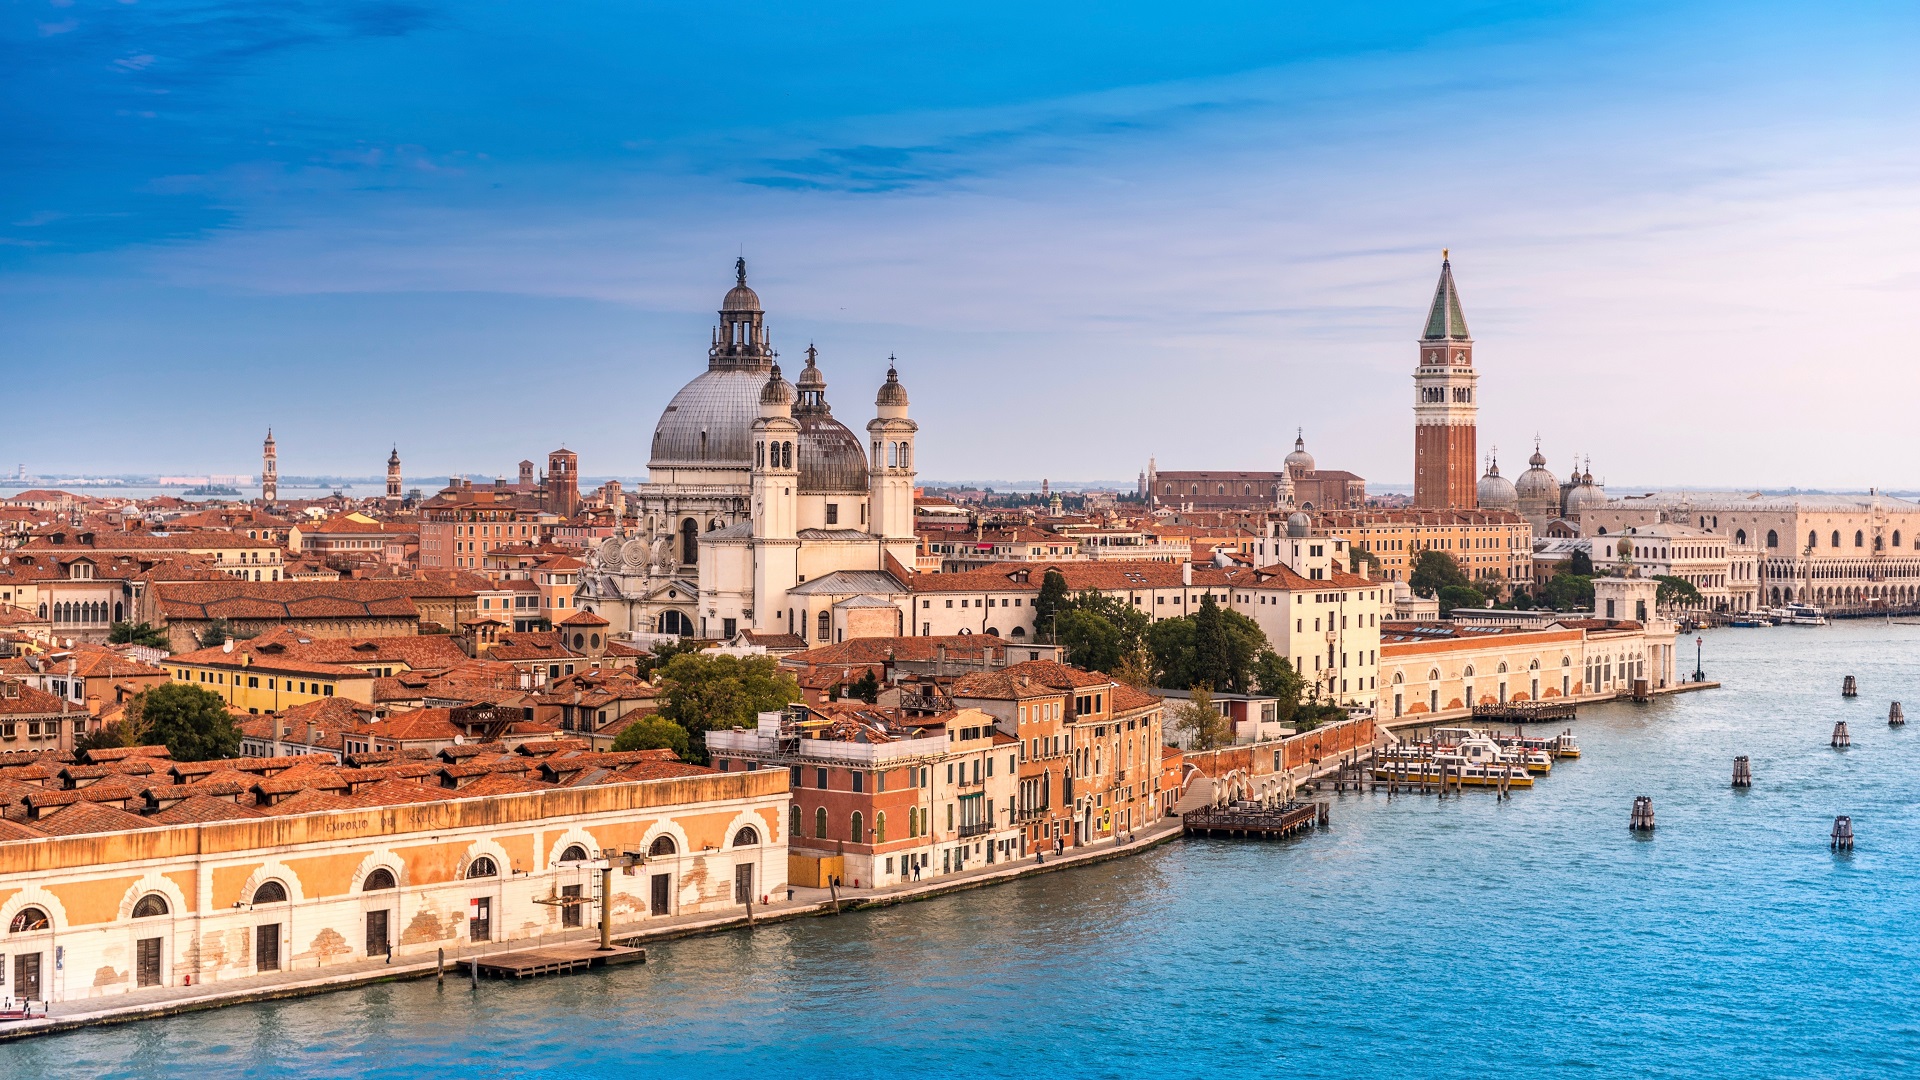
575,261,919,642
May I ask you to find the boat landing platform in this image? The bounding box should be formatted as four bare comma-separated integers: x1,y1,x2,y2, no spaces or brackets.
460,942,645,980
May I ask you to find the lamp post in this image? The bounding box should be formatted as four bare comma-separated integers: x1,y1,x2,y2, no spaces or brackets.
1693,636,1704,682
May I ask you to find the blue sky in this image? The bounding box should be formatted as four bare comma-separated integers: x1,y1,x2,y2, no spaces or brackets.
4,1,1918,489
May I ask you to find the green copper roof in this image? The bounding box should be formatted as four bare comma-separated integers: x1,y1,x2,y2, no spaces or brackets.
1422,258,1470,340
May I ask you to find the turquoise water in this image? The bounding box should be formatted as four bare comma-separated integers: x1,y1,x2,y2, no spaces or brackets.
6,623,1920,1079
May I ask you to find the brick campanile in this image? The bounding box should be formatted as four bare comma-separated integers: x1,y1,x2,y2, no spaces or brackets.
1412,252,1478,509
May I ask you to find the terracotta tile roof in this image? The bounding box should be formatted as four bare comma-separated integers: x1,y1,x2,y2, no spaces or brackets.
558,609,608,626
1000,659,1113,690
258,789,353,815
153,581,422,622
0,818,45,840
148,794,267,824
949,671,1063,700
0,679,67,717
31,800,154,836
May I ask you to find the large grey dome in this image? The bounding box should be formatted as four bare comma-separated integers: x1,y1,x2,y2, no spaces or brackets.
650,368,771,469
1477,459,1517,511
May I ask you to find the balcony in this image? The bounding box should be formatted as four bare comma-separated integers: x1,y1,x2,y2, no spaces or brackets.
957,821,993,838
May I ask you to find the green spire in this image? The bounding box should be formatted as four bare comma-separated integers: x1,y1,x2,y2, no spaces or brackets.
1422,251,1470,341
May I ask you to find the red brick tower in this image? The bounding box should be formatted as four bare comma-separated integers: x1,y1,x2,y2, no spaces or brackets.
1412,252,1478,509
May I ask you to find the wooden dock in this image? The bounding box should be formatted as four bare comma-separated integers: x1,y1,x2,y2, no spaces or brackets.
1182,801,1324,839
460,942,645,980
1471,700,1577,724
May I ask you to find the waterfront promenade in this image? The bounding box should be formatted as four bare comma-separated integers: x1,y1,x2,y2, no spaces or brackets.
0,813,1191,1042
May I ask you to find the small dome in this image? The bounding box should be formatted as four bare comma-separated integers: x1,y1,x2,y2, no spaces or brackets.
1565,479,1606,515
1286,511,1311,538
796,351,826,392
1529,446,1547,469
876,361,909,407
796,415,870,494
1284,430,1316,473
723,258,761,312
760,363,795,406
1478,459,1517,511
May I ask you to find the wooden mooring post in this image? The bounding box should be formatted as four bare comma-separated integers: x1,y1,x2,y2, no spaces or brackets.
1732,755,1752,788
1832,721,1851,749
1831,815,1854,852
1629,796,1656,832
1843,675,1858,698
1891,702,1905,727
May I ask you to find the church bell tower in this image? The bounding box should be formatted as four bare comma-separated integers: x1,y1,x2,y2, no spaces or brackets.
1413,252,1479,509
867,358,917,564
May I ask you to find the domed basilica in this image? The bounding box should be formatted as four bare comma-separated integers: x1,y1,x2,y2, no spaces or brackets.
576,260,919,641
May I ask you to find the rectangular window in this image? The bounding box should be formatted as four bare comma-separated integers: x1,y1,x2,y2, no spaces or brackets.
825,504,839,525
852,771,864,793
816,767,828,789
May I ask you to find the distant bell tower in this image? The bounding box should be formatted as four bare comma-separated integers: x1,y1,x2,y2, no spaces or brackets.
1413,252,1479,509
262,429,278,505
867,357,918,560
547,448,580,518
386,446,402,506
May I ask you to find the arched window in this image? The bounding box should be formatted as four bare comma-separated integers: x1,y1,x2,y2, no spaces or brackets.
1831,530,1841,547
132,894,169,918
1562,655,1572,667
1497,661,1509,673
464,858,497,880
788,805,800,838
1427,668,1440,681
887,442,897,468
1596,527,1607,535
818,611,831,640
10,907,50,932
875,812,886,844
1011,627,1026,637
814,807,828,839
732,827,759,847
1855,530,1864,547
899,443,909,469
560,844,588,862
1392,671,1403,684
252,881,289,903
1809,531,1818,549
1735,529,1746,545
850,811,865,844
1896,530,1904,548
1462,665,1475,678
648,835,677,857
681,519,699,564
1767,530,1778,548
363,868,396,890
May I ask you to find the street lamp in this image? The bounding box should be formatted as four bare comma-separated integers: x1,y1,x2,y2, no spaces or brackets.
1693,635,1704,682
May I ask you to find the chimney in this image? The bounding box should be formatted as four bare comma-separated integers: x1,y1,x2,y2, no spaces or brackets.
1182,562,1193,587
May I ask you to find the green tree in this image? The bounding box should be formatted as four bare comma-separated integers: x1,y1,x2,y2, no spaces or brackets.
1569,548,1595,576
1170,686,1233,751
128,683,240,761
1654,575,1703,608
657,653,800,762
610,715,692,758
1438,584,1487,612
1252,649,1306,726
107,621,168,649
194,618,256,648
1033,568,1071,641
1056,608,1124,672
635,637,706,681
1347,546,1382,577
849,669,880,704
1543,574,1596,611
1409,550,1471,598
1192,595,1233,692
1148,602,1273,694
75,715,146,757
